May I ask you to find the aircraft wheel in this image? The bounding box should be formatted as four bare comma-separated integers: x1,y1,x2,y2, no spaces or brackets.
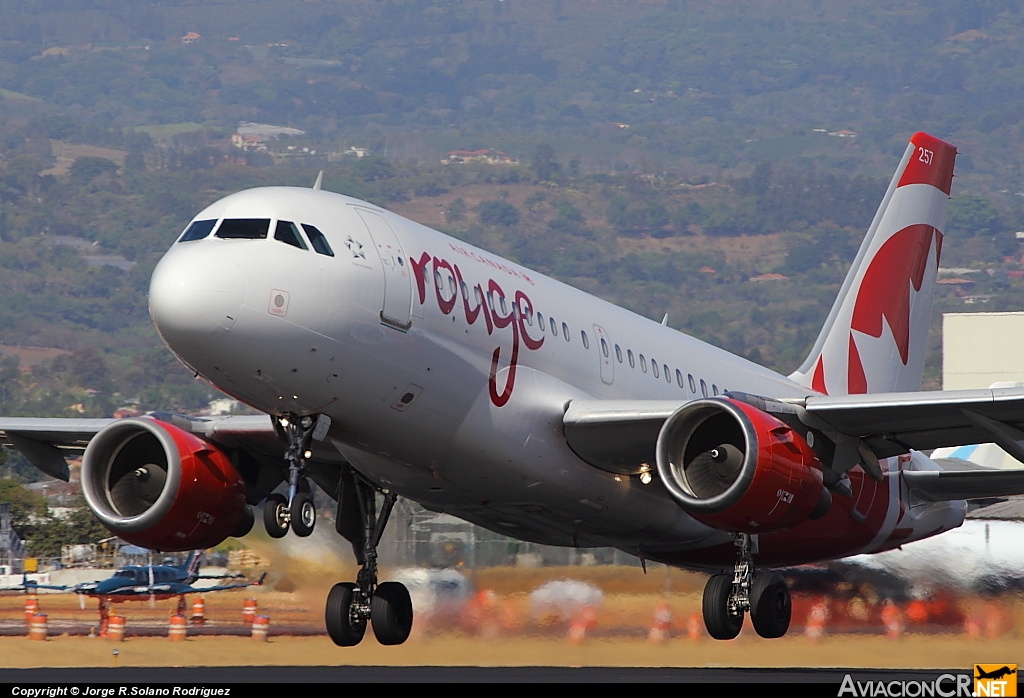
291,492,316,537
750,573,791,639
232,505,255,538
371,581,413,645
263,493,289,539
702,574,743,640
325,582,366,646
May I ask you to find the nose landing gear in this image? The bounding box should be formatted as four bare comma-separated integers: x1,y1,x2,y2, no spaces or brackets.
262,413,330,538
702,533,791,640
325,469,413,647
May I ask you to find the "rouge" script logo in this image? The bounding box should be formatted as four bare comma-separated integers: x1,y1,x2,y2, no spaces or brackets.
410,250,543,407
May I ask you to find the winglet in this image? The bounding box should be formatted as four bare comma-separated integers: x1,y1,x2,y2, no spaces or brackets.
312,170,324,190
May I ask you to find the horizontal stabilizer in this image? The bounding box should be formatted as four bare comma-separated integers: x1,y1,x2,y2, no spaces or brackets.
904,468,1024,501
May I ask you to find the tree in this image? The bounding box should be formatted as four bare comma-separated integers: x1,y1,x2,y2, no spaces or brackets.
0,478,46,537
946,195,1000,239
352,156,394,182
445,197,467,222
69,157,118,182
478,200,520,227
531,144,561,181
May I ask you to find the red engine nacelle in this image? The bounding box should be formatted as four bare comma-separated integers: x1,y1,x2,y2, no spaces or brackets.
81,417,248,551
655,398,830,534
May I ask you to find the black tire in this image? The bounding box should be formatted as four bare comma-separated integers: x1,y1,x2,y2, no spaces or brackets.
371,581,414,646
325,582,366,647
702,574,743,640
263,493,289,539
291,492,316,537
750,573,791,639
232,505,255,538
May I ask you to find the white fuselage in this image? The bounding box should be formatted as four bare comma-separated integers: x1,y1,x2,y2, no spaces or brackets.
148,187,964,566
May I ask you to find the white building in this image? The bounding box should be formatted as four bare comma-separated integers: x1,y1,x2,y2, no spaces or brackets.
942,311,1024,390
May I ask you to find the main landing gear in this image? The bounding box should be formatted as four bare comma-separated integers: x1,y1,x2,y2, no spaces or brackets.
325,469,413,646
263,413,328,539
702,533,791,640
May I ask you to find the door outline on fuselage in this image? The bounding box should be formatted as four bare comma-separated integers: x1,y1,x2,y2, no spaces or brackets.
353,207,413,330
593,324,614,385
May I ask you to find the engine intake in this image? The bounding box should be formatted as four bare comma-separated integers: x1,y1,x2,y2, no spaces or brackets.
81,418,247,551
656,398,830,534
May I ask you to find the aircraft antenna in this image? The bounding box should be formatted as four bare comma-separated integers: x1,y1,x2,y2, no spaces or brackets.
312,170,324,190
661,313,669,326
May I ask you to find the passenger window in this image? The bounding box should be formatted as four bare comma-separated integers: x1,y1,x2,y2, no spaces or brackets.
628,350,635,368
179,219,217,242
524,303,534,326
476,286,486,307
562,322,570,341
301,224,335,256
460,280,469,299
688,374,696,393
275,220,309,250
550,317,557,335
652,360,660,379
600,338,609,357
615,344,622,362
640,354,647,373
581,331,589,349
538,313,545,332
434,270,444,288
664,365,671,383
676,369,684,388
700,379,708,397
499,296,507,315
215,218,270,239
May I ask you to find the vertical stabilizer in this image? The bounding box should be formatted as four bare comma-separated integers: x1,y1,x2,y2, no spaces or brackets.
790,132,956,395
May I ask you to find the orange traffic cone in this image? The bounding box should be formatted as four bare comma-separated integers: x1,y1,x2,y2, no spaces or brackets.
648,601,672,643
242,598,257,625
881,601,903,640
168,615,187,642
686,613,703,640
191,597,205,626
805,599,829,643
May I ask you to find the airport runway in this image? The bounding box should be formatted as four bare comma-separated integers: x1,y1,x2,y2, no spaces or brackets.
1,666,968,683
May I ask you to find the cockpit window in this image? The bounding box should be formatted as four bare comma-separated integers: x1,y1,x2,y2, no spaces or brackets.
215,219,270,239
274,220,308,250
179,219,217,242
301,224,335,257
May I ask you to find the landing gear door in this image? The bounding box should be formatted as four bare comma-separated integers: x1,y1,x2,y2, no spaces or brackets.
354,208,412,330
593,324,614,385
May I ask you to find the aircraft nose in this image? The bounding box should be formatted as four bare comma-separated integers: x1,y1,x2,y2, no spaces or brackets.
149,248,245,355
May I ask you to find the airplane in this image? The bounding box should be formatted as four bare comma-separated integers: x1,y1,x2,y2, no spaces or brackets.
3,130,1024,646
976,667,1017,681
11,550,263,634
67,550,258,599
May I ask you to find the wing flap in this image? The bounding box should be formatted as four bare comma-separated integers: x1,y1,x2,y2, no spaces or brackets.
781,387,1024,456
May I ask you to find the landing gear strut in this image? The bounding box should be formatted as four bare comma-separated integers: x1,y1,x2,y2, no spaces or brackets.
325,470,413,647
702,533,791,640
263,413,328,538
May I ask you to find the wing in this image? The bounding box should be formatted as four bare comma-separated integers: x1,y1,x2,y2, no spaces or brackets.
563,387,1024,501
0,413,282,482
190,573,265,593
